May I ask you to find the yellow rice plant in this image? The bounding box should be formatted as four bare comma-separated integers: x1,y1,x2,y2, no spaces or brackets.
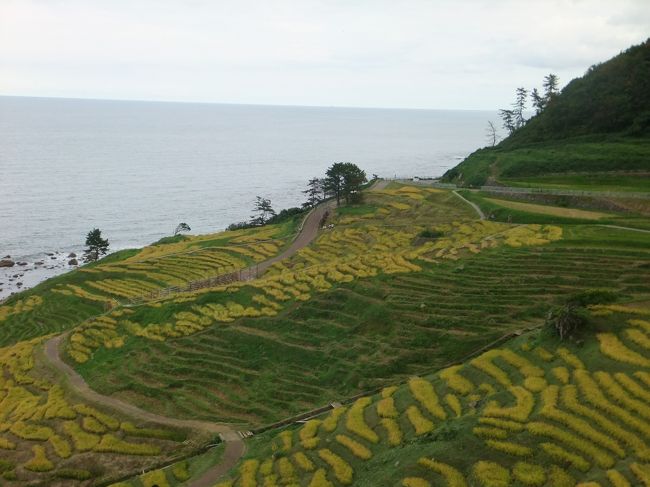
277,457,297,484
402,478,431,487
9,421,54,440
560,385,650,460
73,404,120,430
322,407,347,433
527,421,614,468
445,393,462,417
172,461,191,480
318,449,353,485
259,458,274,476
408,377,447,420
594,371,650,421
606,470,632,487
597,333,650,367
552,367,570,385
0,295,42,321
308,469,334,487
523,377,547,392
540,385,625,457
540,442,590,472
345,397,379,443
63,421,100,451
472,427,507,440
556,347,585,369
376,397,398,418
293,452,315,472
299,419,321,449
336,434,372,460
470,352,511,387
547,466,575,487
534,347,554,362
49,434,72,458
472,460,510,487
275,430,293,452
614,372,650,404
406,405,434,436
635,371,650,388
82,416,107,434
484,440,532,457
418,458,467,487
0,437,16,449
478,383,496,396
139,469,170,487
239,459,260,487
574,369,650,440
625,328,650,350
23,445,54,472
93,434,160,455
380,418,402,446
483,386,534,422
381,385,398,398
498,349,544,378
630,462,650,486
512,462,545,486
439,365,474,395
477,417,524,432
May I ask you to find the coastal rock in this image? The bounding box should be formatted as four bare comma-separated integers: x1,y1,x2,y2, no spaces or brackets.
35,261,44,266
68,252,77,258
50,256,57,260
68,258,78,266
16,282,22,287
46,253,54,256
0,259,15,267
17,261,28,266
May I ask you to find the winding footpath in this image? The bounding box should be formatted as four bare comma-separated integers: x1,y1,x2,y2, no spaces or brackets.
42,199,337,486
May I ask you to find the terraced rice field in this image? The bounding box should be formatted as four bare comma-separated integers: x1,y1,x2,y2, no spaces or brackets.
0,220,296,347
143,305,650,487
0,337,193,485
72,186,650,426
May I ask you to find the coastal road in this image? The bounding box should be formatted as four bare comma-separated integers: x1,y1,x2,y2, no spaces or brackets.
41,195,346,485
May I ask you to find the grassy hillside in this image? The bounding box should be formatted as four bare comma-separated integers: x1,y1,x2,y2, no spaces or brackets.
64,185,650,430
442,39,650,188
2,182,650,486
115,303,650,487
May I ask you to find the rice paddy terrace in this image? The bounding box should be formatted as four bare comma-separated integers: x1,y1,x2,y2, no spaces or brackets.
1,182,650,486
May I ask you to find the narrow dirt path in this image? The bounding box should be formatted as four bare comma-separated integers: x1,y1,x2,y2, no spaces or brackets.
452,190,485,220
42,197,344,486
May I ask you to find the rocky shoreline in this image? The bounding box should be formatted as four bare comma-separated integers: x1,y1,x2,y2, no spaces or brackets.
0,251,81,301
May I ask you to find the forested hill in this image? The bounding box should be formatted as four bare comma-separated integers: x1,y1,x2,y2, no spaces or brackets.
442,39,650,187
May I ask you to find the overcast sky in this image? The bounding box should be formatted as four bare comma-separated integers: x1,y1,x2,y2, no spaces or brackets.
1,0,649,110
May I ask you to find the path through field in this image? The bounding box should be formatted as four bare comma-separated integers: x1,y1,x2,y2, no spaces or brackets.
41,195,348,486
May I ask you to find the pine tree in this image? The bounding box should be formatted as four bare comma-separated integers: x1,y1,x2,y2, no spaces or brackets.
250,196,276,226
302,178,325,208
83,228,109,263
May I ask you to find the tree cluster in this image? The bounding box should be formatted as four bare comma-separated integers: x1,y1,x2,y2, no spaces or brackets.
498,74,559,136
227,162,368,231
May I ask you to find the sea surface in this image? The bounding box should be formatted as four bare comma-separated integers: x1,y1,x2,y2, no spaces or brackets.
0,96,495,298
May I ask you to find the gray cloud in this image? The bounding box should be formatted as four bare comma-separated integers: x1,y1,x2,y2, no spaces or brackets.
0,0,648,109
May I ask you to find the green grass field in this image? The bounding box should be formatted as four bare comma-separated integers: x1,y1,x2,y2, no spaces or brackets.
442,136,650,188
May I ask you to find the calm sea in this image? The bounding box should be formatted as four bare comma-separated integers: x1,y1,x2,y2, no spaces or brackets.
0,96,494,297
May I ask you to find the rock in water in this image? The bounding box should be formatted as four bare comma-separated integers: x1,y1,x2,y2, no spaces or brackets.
68,252,77,258
0,259,15,267
68,258,78,266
